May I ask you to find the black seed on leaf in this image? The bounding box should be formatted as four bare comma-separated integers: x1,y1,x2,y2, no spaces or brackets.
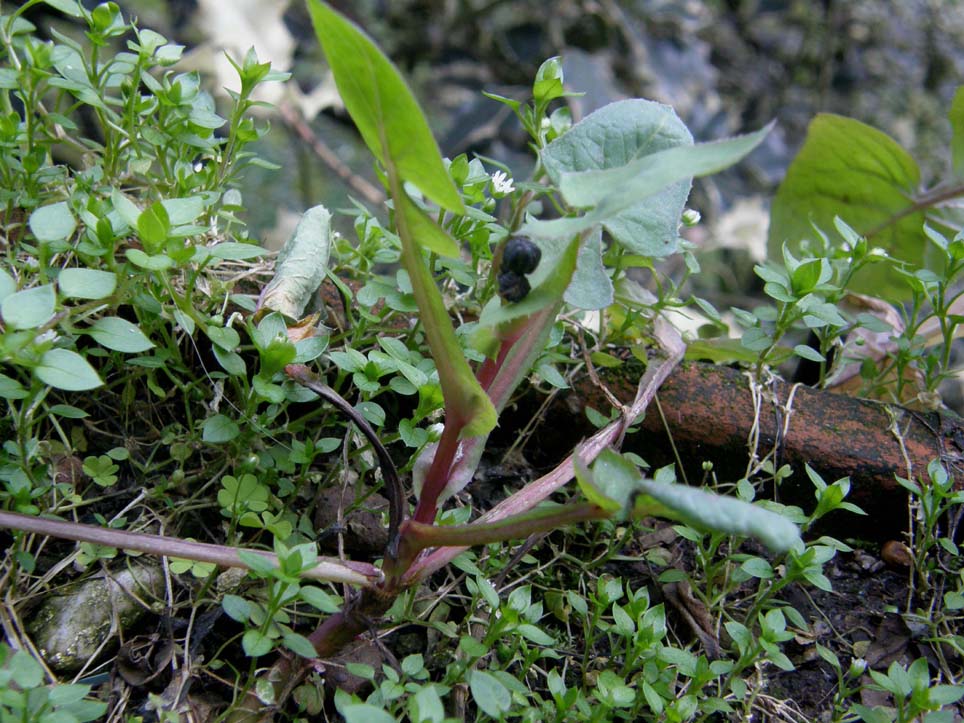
498,270,530,303
502,236,541,275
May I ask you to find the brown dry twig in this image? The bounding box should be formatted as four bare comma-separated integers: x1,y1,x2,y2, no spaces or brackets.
277,101,386,206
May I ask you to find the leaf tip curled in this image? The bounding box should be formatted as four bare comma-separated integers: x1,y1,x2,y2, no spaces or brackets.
573,446,633,516
257,204,332,320
754,512,804,555
581,449,803,554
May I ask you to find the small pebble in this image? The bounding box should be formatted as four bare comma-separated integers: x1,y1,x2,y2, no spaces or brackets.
881,540,913,569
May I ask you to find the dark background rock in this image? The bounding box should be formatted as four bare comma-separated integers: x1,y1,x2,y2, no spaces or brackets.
104,0,964,239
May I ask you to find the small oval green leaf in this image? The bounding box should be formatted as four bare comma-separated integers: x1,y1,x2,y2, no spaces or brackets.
283,632,318,658
137,201,171,252
58,268,117,300
0,373,29,400
125,248,174,270
341,705,395,723
469,670,511,718
202,414,240,443
35,348,103,391
241,629,274,657
2,284,56,330
0,268,15,302
88,317,154,353
29,201,76,242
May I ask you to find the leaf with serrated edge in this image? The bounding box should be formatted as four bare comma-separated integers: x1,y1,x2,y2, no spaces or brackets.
525,123,771,249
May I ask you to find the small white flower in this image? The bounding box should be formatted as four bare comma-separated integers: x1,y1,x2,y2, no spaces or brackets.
427,422,445,441
682,208,701,227
491,170,515,195
848,658,868,677
869,247,888,258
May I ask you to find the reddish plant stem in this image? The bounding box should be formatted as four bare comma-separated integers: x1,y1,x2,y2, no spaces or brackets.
285,364,405,557
0,510,380,586
475,356,499,392
404,318,685,584
227,588,394,723
410,417,464,524
476,331,521,392
413,322,528,524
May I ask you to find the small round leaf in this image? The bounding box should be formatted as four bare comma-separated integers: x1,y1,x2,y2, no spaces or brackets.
241,629,274,657
137,201,171,252
202,414,240,443
29,202,77,242
469,670,511,718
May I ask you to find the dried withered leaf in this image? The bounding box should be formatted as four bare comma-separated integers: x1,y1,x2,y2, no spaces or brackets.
663,579,722,660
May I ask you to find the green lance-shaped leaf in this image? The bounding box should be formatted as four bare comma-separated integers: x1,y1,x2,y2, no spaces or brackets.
257,205,332,320
768,114,923,300
397,193,495,437
306,0,465,217
308,1,492,438
579,448,801,554
560,123,772,209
